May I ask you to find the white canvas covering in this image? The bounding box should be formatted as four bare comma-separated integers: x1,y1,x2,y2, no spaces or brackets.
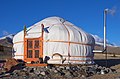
13,16,95,64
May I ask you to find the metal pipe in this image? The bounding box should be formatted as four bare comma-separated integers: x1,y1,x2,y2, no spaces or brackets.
104,9,108,67
104,9,108,51
93,9,108,53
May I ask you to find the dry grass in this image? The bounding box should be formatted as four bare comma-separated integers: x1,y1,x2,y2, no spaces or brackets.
94,53,120,67
0,55,12,60
94,53,120,59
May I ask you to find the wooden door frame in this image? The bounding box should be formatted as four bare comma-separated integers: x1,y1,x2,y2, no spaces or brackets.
24,24,44,62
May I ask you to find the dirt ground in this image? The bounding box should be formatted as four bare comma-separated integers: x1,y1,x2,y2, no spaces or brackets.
94,53,120,59
89,53,120,79
94,53,120,67
0,53,120,79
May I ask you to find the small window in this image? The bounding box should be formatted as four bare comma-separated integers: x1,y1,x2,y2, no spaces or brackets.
34,40,39,48
27,50,33,58
35,50,39,58
27,40,33,49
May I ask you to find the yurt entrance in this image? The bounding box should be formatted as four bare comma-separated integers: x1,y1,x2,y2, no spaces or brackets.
24,24,44,63
24,38,43,62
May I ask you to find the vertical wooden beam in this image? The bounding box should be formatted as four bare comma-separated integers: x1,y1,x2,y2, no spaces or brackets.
40,24,44,58
24,25,27,62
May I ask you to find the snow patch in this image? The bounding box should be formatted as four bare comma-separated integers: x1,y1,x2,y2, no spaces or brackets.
91,34,118,47
0,34,14,40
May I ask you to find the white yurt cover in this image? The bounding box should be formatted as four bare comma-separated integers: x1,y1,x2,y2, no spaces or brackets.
13,16,95,64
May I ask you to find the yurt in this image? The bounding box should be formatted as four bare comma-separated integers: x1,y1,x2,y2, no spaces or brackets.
13,17,95,64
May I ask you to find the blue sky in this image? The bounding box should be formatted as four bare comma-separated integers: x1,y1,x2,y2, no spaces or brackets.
0,0,120,46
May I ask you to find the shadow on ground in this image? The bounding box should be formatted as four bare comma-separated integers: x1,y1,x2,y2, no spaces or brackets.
0,60,6,63
95,59,120,67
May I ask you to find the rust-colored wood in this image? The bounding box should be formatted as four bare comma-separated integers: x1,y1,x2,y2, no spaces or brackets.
24,27,27,62
25,63,47,67
44,40,94,46
24,38,42,62
24,24,44,63
41,24,44,57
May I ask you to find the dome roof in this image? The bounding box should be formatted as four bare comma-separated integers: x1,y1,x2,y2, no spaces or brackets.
13,16,95,44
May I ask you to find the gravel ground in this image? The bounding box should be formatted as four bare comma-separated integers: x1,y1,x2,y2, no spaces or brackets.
90,53,120,79
0,53,120,79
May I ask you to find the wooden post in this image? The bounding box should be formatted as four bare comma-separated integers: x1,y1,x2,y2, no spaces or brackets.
40,24,44,58
24,25,27,62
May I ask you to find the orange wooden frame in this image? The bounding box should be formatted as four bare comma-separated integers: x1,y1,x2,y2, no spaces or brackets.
24,24,44,62
25,63,47,67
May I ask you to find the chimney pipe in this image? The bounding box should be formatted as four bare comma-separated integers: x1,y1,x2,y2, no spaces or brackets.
103,9,108,51
93,9,108,53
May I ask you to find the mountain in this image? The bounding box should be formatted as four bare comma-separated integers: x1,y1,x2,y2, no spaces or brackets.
91,34,118,47
91,34,120,54
0,34,14,47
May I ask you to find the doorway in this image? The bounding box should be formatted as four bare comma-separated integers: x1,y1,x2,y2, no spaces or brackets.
24,38,43,62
